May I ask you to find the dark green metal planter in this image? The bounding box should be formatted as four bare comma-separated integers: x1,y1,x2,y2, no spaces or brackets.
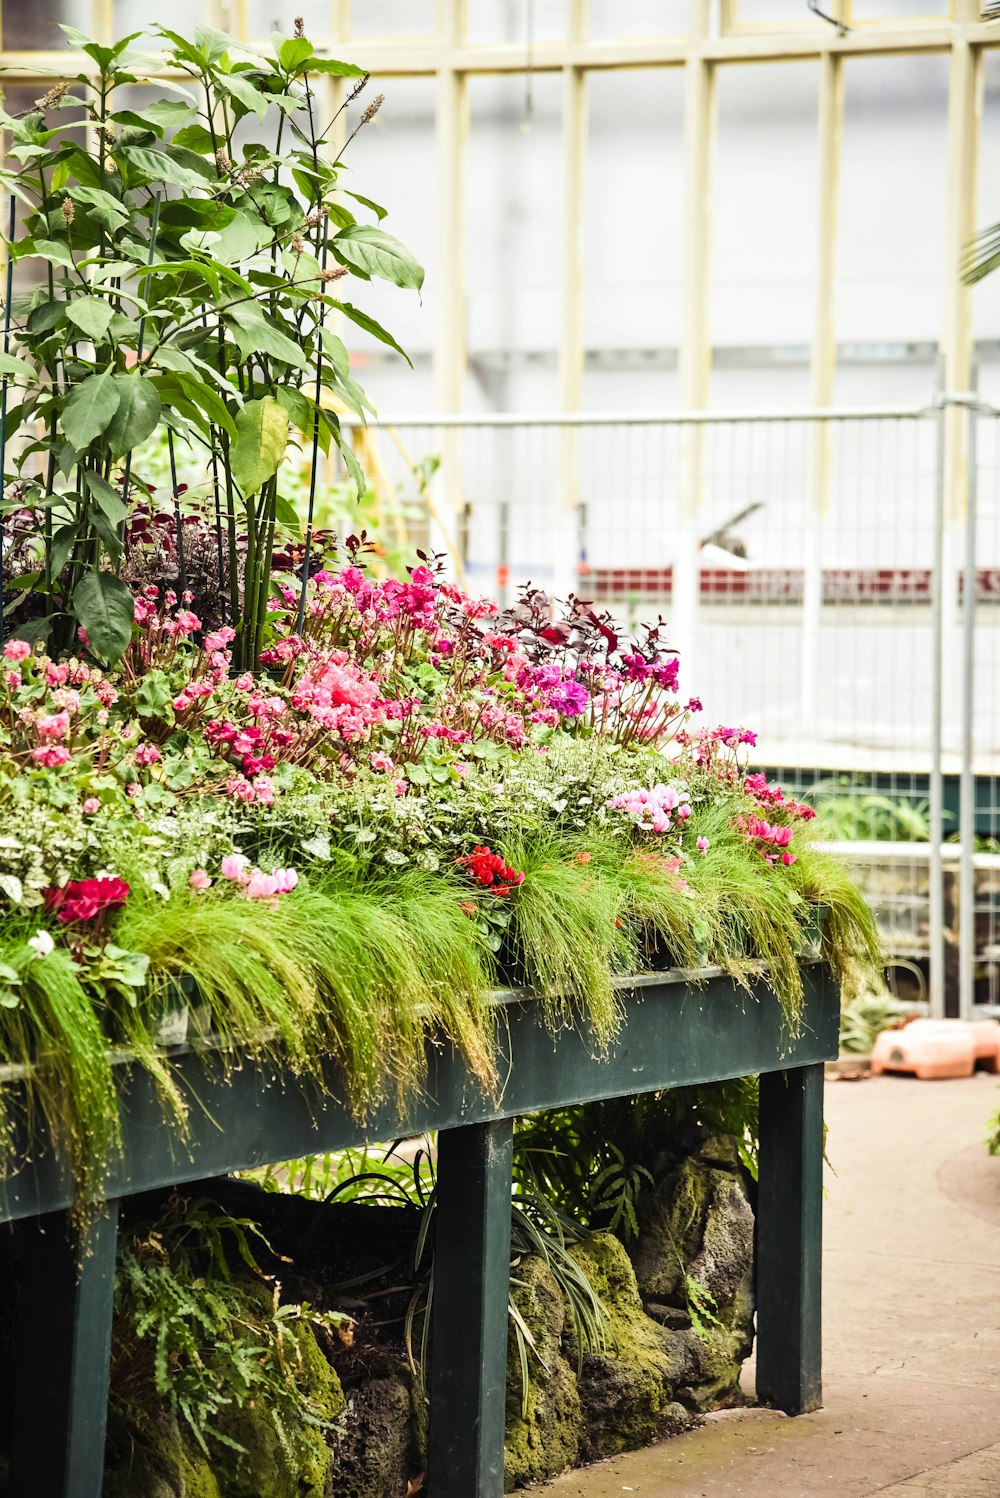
0,962,839,1498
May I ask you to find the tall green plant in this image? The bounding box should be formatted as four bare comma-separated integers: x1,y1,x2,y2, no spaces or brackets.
0,23,420,667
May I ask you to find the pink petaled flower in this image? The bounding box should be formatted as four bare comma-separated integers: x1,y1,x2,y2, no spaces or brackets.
245,870,279,900
203,627,236,653
5,671,21,690
45,662,69,687
36,711,70,741
44,875,129,925
95,681,118,707
3,639,30,662
550,678,590,718
77,627,90,648
189,869,212,891
369,752,395,774
251,775,275,806
221,854,251,883
234,672,254,692
696,836,710,854
82,797,100,815
392,778,408,797
126,782,141,799
52,689,80,714
174,609,201,634
30,745,71,768
173,693,193,713
273,868,298,894
134,743,161,766
225,777,256,804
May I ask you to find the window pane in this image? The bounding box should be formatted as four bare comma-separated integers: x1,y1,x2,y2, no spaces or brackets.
589,0,690,35
834,52,949,381
1,0,89,48
339,76,438,411
582,68,685,410
974,50,1000,409
350,0,436,35
245,3,333,39
113,1,204,47
465,72,564,410
733,0,826,23
849,0,948,19
466,0,567,44
711,60,819,385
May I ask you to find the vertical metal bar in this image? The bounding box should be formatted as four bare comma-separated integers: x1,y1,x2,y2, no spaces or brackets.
756,1063,824,1416
959,375,978,1021
930,359,947,1019
555,5,587,603
427,1118,513,1498
9,1202,120,1498
0,190,16,641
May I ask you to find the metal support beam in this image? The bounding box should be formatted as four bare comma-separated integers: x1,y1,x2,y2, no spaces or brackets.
427,1118,514,1498
555,0,588,602
9,1202,120,1498
756,1063,824,1415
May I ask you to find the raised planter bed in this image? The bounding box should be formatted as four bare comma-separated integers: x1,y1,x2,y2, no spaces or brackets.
2,961,838,1498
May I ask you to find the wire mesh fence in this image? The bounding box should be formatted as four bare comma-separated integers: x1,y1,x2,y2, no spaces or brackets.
342,401,1000,1018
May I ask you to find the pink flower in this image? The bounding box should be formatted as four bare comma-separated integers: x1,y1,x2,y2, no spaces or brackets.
245,870,279,900
45,662,69,687
77,627,90,647
189,869,212,891
696,837,710,854
251,775,274,806
36,711,70,740
392,778,408,797
234,673,254,692
221,854,250,883
82,796,100,814
203,627,235,653
134,743,161,766
272,868,298,894
3,640,30,662
174,609,201,634
369,752,395,774
30,745,71,768
5,671,21,689
126,782,141,799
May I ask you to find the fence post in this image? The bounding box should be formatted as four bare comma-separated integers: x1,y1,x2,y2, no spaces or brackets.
929,363,947,1019
959,374,978,1021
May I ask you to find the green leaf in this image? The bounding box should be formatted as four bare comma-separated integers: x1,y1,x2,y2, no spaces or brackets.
344,189,388,222
32,239,75,268
220,75,271,123
84,470,127,526
119,145,207,192
69,184,128,231
332,225,424,291
279,36,314,73
309,58,367,77
226,305,310,370
26,301,64,335
61,371,121,451
231,396,289,496
73,570,134,664
332,422,365,499
135,668,175,721
0,352,36,381
194,24,231,63
49,522,78,580
66,297,115,342
332,301,412,367
273,385,313,434
170,123,217,155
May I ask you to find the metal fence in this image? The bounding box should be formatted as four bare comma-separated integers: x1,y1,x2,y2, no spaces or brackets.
341,395,1000,1019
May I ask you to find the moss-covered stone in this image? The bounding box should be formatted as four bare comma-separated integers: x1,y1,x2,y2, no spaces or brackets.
504,1254,581,1489
567,1232,690,1463
327,1373,415,1498
629,1138,755,1412
105,1313,342,1498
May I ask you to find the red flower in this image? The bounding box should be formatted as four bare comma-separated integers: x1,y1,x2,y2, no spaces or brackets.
456,845,525,896
44,876,130,925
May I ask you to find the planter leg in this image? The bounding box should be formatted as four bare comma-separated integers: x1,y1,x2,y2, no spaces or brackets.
427,1118,513,1498
756,1063,824,1414
9,1201,119,1498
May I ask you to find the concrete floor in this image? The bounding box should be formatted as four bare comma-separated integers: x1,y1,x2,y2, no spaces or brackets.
536,1072,1000,1498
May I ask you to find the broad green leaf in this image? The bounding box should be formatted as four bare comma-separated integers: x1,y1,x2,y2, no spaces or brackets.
0,352,36,381
105,374,161,458
84,470,127,526
135,668,175,720
49,522,78,580
32,239,75,268
331,301,412,367
73,569,134,664
213,210,271,266
278,36,314,73
332,225,424,291
194,24,230,63
90,503,123,562
119,145,207,192
332,421,365,499
320,328,350,380
69,184,128,231
220,74,271,123
66,297,114,342
273,385,313,434
231,396,289,496
226,305,310,370
61,371,120,451
274,494,301,529
344,189,388,222
26,301,65,335
309,58,367,77
170,123,217,155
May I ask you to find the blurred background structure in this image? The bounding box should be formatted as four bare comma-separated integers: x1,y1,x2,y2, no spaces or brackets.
3,0,1000,1011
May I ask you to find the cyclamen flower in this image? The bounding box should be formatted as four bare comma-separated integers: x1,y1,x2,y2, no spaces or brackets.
743,815,796,866
609,783,692,835
221,854,251,883
550,678,590,718
457,845,525,896
82,797,100,815
44,876,129,925
28,930,55,959
189,869,211,891
696,837,710,854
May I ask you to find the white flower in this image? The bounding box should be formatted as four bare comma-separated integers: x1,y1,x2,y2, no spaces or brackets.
27,930,55,959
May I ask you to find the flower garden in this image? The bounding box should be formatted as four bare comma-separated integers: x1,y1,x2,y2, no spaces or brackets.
0,21,879,1498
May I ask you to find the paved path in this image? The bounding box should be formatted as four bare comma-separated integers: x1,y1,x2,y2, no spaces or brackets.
535,1073,1000,1497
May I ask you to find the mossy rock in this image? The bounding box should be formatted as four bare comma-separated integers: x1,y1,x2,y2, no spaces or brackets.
504,1254,581,1489
105,1313,342,1498
567,1232,689,1463
327,1373,415,1498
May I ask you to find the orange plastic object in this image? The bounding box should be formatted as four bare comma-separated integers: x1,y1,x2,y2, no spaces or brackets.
870,1019,984,1080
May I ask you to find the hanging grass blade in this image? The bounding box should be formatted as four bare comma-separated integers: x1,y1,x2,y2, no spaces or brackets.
295,215,329,634
0,192,16,640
